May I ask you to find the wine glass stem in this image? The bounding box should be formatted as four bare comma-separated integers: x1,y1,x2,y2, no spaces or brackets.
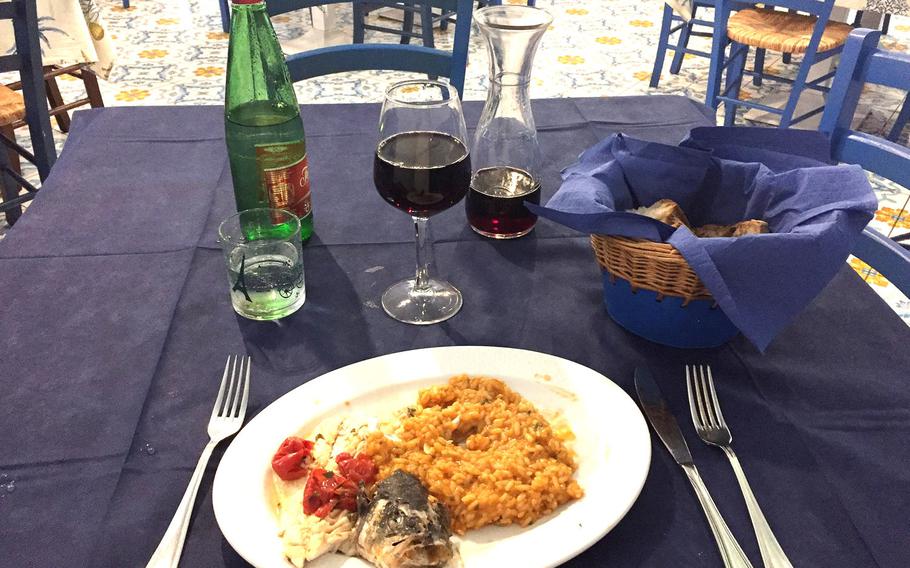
413,216,431,291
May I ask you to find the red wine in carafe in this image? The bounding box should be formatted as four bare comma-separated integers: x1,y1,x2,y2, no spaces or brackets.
373,131,471,218
466,166,541,239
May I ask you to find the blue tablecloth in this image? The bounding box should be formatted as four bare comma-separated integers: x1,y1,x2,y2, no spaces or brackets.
1,97,908,568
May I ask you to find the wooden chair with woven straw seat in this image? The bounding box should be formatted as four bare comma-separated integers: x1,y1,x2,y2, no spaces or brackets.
706,0,851,128
651,1,716,88
3,63,104,149
0,85,24,127
1,0,57,225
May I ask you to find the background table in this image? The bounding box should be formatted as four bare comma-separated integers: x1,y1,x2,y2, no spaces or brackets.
1,97,908,568
0,0,116,79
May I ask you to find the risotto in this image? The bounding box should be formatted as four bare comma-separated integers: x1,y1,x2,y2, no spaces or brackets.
364,375,584,534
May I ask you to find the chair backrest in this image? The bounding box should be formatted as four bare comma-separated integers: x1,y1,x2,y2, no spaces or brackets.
820,29,909,188
0,0,56,179
266,0,474,97
819,28,910,296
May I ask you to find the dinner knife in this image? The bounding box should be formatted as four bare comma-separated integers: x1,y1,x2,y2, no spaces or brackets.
635,367,754,568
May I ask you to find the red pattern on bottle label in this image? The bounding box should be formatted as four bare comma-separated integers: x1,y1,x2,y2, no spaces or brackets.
255,141,312,219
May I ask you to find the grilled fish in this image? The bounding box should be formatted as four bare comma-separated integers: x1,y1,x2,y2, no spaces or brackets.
274,417,373,567
355,470,459,568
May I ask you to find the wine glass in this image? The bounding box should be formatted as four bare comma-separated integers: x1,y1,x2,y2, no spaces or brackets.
373,80,472,325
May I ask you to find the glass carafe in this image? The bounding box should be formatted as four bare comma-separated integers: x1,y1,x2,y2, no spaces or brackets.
467,5,553,239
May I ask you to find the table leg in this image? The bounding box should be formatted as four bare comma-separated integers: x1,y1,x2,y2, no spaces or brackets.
857,9,884,29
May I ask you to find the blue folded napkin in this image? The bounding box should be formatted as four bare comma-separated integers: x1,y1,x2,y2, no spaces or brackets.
528,127,878,351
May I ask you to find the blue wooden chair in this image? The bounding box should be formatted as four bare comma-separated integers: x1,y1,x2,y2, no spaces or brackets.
819,28,910,294
0,0,56,225
651,1,715,88
353,1,439,47
268,0,473,96
707,0,853,128
220,0,230,33
350,0,533,49
437,0,535,34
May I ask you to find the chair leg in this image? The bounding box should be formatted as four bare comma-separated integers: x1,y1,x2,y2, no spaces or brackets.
882,13,890,35
650,4,674,88
0,125,22,182
705,13,729,110
669,3,698,75
81,67,104,108
780,49,815,128
353,1,365,43
219,0,231,33
782,52,792,64
420,3,434,48
887,95,910,142
0,126,22,225
44,71,70,133
669,21,693,75
724,43,747,127
400,4,415,45
439,8,449,31
752,47,765,87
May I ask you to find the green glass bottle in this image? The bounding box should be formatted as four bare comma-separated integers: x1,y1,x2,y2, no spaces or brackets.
225,0,313,242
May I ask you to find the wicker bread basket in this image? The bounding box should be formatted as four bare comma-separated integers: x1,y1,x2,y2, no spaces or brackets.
590,234,712,305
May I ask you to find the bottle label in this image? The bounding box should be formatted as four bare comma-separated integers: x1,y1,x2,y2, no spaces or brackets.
255,141,312,218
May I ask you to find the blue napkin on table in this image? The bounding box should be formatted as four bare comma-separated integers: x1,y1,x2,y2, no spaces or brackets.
528,127,878,351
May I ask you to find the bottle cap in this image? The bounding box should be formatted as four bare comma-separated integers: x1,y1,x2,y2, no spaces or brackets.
232,0,263,4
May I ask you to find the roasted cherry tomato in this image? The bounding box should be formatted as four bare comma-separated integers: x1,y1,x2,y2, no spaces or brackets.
333,478,359,512
336,452,378,486
303,468,343,517
271,437,314,481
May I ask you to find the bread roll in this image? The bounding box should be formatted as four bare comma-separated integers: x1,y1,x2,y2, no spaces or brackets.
630,199,771,237
694,224,736,238
632,199,691,228
731,219,770,236
694,219,770,237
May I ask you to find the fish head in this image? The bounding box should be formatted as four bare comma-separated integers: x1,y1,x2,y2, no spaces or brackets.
357,471,456,568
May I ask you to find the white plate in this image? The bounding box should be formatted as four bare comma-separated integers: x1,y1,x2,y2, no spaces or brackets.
212,346,651,568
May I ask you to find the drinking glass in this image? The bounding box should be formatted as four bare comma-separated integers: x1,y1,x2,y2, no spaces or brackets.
373,80,471,325
218,208,306,320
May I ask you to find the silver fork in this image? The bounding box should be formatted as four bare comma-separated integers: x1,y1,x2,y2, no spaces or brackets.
687,365,793,568
146,355,251,568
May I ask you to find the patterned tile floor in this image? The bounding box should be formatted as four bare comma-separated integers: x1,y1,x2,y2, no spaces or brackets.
2,0,909,324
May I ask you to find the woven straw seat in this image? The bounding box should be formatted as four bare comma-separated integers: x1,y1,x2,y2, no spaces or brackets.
727,8,852,54
0,85,26,127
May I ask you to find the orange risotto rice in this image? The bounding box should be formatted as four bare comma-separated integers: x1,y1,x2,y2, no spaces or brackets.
364,375,584,534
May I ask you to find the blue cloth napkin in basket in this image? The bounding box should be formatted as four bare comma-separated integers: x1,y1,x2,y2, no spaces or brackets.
528,127,878,351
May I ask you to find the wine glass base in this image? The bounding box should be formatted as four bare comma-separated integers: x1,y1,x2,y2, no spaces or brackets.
381,277,463,325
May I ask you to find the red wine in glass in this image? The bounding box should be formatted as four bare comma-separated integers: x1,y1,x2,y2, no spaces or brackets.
466,166,541,239
374,131,471,218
